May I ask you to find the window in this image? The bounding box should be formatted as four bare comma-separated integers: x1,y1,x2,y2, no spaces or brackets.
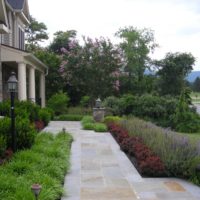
18,27,25,50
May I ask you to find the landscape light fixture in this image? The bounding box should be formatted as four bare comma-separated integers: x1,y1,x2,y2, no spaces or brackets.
7,72,18,152
31,184,42,200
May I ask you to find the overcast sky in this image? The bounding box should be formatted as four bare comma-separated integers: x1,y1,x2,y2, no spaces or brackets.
28,0,200,71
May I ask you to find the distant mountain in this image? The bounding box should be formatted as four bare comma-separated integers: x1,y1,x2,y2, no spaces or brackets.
144,69,200,83
186,71,200,82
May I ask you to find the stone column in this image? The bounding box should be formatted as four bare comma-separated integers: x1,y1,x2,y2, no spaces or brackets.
29,67,35,103
39,72,45,107
18,62,27,100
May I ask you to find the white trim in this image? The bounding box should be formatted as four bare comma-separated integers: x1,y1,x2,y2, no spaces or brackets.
0,24,9,34
20,12,30,25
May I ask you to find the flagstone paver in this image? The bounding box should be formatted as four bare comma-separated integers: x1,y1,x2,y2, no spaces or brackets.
43,121,200,200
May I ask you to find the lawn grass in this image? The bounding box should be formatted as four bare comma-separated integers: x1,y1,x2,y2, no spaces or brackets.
0,132,72,200
183,132,200,143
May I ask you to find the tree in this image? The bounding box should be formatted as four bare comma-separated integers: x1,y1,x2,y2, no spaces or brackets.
49,30,77,54
192,77,200,92
34,50,63,100
115,26,157,94
59,36,122,103
25,16,49,51
156,52,195,96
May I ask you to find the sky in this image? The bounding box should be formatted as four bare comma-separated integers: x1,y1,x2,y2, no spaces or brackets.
28,0,200,71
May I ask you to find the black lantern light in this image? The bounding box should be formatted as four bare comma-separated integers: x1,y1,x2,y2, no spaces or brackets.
7,72,18,92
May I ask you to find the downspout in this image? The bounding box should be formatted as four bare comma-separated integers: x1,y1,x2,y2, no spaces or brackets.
45,67,48,76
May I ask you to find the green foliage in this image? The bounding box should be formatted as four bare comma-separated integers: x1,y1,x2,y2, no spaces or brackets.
0,132,72,200
25,16,49,51
67,106,92,115
0,101,10,116
120,117,199,180
119,94,136,115
15,101,40,122
104,94,178,127
0,135,6,156
116,26,157,94
60,36,121,101
94,123,107,132
49,30,77,54
55,114,83,121
81,116,94,125
192,77,200,92
104,116,122,125
172,89,200,133
47,92,70,115
103,96,121,116
0,117,10,154
34,50,63,99
156,52,195,96
80,96,91,108
0,117,11,137
0,105,39,151
81,116,107,132
83,123,95,130
15,117,37,150
38,108,51,125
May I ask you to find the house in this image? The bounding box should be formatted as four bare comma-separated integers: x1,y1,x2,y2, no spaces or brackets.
0,0,47,107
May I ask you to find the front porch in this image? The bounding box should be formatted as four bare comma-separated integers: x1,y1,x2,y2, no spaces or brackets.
0,44,47,107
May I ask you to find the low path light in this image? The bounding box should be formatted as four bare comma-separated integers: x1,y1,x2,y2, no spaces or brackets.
31,184,42,200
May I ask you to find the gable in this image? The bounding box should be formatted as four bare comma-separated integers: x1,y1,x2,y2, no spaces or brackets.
6,0,24,10
6,0,30,21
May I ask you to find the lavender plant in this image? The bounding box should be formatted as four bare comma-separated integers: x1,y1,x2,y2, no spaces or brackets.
120,117,200,178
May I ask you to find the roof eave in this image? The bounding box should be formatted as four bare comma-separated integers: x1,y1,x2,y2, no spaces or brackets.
0,23,9,33
25,53,48,70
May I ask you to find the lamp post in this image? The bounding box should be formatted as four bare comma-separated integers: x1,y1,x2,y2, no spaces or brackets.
7,72,18,152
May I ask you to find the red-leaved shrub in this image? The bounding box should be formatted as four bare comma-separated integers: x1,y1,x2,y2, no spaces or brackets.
108,123,166,176
34,120,45,131
139,156,166,176
108,123,129,144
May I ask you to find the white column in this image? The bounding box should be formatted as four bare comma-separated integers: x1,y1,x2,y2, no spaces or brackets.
29,67,35,103
39,72,45,107
18,62,27,100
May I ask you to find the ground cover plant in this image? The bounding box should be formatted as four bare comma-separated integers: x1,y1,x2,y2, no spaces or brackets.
113,116,200,185
0,131,72,200
81,116,107,132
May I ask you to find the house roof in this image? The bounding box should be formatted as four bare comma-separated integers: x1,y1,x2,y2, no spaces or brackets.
6,0,25,10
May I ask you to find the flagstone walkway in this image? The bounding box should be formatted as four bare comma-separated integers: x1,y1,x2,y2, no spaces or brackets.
43,121,200,200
